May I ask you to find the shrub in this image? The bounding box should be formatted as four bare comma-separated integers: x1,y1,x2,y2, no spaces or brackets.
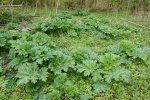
0,11,30,24
73,8,89,16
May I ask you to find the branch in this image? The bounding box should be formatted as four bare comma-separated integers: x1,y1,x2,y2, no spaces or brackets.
0,5,23,7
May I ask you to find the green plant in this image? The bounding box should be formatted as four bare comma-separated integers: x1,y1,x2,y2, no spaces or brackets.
0,31,134,99
48,50,75,75
5,23,23,30
76,60,99,77
129,47,148,62
0,11,30,24
16,63,48,85
106,40,149,63
0,29,17,48
0,11,12,24
105,68,131,83
34,13,80,36
99,53,120,71
0,9,150,100
73,8,89,16
71,48,98,63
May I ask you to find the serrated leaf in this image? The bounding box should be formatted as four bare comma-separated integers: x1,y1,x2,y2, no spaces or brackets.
49,51,75,75
99,53,120,70
53,74,67,88
76,60,99,76
106,45,122,54
39,68,49,82
129,47,148,61
93,83,108,93
8,57,27,69
91,69,103,82
72,48,98,63
79,93,91,100
105,68,131,83
16,63,39,85
0,38,6,47
119,40,135,55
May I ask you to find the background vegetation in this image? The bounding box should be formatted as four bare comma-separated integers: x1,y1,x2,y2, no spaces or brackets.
0,0,150,12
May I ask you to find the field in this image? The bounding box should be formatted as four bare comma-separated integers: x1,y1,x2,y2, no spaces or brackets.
0,8,150,100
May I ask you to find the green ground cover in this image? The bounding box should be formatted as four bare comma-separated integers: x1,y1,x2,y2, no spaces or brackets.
0,8,150,100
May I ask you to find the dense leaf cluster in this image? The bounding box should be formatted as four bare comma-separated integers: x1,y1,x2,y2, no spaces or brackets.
0,11,30,24
34,13,143,39
0,12,149,100
73,8,89,16
0,31,142,99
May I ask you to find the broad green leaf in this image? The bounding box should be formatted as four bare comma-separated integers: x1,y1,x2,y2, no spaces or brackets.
72,48,98,63
16,63,39,85
79,93,91,100
99,53,120,70
129,47,148,61
39,67,49,82
49,51,75,75
105,68,131,83
76,60,99,76
93,83,108,93
91,69,103,82
119,40,135,55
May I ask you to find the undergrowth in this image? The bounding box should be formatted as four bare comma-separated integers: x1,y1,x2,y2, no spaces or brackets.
0,11,150,100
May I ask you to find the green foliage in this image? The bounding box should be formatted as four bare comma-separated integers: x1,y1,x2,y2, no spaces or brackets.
71,48,98,63
119,40,136,54
115,23,143,34
129,47,148,61
99,53,120,71
81,15,102,32
5,23,23,30
0,10,149,100
0,76,32,100
0,29,17,48
93,83,108,93
76,60,99,76
48,50,75,75
73,8,89,16
105,68,131,83
0,11,30,24
9,32,55,63
106,40,149,63
1,31,134,99
34,13,143,39
16,63,48,85
34,13,80,36
0,11,12,24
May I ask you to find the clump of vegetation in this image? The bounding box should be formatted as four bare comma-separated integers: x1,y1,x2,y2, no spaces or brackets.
34,12,81,36
0,29,149,99
0,29,17,48
0,11,12,24
106,40,149,63
0,11,30,24
5,23,23,30
34,13,143,39
73,8,89,16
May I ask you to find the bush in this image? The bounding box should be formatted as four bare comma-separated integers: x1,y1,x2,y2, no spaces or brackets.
73,8,89,16
34,13,81,36
0,11,30,24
